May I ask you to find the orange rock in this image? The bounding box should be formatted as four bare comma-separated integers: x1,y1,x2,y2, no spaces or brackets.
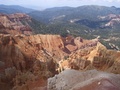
0,34,120,90
0,13,32,35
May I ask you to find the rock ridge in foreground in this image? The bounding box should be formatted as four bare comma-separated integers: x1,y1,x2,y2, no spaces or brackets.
48,69,120,90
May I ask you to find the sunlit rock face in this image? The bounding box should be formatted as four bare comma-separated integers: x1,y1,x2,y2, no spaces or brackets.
0,34,60,90
0,13,32,35
0,34,120,90
48,69,120,90
0,34,99,90
59,42,120,74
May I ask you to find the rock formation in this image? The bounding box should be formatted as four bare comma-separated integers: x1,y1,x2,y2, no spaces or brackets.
0,13,32,35
0,13,120,90
59,42,120,74
0,34,99,90
48,69,120,90
98,14,120,27
0,33,120,90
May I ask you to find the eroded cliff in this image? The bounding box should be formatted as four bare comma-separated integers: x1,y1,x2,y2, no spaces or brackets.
0,13,32,35
0,34,120,90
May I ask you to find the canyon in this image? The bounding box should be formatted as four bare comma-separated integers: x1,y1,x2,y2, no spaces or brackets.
0,34,120,90
0,13,120,90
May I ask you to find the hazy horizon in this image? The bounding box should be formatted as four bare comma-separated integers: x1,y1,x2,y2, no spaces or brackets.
0,0,120,10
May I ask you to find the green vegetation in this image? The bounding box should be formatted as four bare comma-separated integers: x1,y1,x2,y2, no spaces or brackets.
28,5,120,49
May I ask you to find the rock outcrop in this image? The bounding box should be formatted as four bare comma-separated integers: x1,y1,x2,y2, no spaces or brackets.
48,69,120,90
59,42,120,74
98,14,120,27
0,13,32,35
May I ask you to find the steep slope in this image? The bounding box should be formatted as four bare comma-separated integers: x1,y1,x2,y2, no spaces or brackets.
0,34,120,90
0,13,51,35
0,34,99,90
0,13,33,35
59,42,120,74
0,34,58,90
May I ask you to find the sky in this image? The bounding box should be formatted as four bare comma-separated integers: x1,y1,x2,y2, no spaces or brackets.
0,0,120,10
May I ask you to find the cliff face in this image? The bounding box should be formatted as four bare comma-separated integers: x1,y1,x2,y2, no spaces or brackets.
0,34,120,90
0,13,32,35
59,42,120,74
0,34,99,62
0,34,59,90
0,34,99,90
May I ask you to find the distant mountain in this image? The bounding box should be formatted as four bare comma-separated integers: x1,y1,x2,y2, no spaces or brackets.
0,4,34,14
28,6,75,23
28,5,120,23
28,5,120,49
0,5,120,49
